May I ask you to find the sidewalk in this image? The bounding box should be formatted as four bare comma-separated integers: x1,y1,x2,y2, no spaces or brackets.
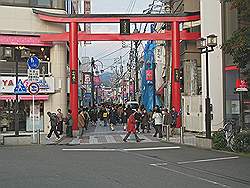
167,132,197,146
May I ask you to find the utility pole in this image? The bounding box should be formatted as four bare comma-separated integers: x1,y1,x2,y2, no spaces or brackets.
129,41,133,101
134,40,139,102
91,57,95,107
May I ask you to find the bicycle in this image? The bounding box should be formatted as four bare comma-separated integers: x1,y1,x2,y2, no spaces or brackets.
218,119,240,152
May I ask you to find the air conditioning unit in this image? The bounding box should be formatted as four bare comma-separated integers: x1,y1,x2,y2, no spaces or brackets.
4,47,12,58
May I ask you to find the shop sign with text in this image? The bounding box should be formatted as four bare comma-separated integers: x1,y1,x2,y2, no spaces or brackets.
0,76,54,94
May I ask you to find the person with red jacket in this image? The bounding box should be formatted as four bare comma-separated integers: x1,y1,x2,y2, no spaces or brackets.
123,112,141,142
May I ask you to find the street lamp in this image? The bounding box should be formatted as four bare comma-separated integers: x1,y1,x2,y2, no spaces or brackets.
197,34,217,139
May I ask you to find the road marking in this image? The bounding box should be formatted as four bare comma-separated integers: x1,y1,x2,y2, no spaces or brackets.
62,146,180,152
106,135,116,143
123,146,180,151
150,163,168,166
151,164,230,188
62,148,118,152
177,156,239,165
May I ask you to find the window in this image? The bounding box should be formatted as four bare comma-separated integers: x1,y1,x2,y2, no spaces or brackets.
0,0,52,8
32,0,52,8
0,0,14,4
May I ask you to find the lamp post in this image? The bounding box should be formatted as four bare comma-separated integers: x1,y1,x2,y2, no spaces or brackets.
197,34,218,139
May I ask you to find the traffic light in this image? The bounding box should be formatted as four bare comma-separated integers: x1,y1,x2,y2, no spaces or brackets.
120,19,130,35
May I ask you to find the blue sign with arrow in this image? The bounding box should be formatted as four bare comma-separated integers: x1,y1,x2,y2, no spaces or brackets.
14,79,27,94
27,55,39,69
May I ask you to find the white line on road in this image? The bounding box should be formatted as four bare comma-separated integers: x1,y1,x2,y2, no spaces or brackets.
123,146,180,151
177,156,239,165
62,146,180,152
62,148,117,152
151,164,230,188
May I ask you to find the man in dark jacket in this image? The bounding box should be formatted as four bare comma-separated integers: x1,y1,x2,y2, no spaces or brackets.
47,112,61,140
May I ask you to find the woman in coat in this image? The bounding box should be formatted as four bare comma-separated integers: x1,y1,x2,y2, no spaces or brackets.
123,112,141,142
109,107,118,131
152,106,163,138
78,110,85,138
141,109,150,133
64,109,73,137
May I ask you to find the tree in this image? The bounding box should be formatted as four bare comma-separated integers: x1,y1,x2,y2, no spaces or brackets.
221,0,250,69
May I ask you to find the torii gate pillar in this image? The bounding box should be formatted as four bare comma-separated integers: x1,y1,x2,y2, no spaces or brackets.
171,21,181,128
69,22,79,131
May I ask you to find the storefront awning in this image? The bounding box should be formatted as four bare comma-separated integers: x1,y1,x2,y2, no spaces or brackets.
0,95,49,101
0,34,52,47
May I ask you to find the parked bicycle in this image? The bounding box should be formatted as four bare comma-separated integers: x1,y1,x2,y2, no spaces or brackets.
218,119,240,151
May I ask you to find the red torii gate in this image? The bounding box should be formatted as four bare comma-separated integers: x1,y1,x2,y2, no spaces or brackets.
33,9,200,131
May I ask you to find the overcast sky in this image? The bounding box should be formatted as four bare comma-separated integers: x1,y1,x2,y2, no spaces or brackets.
80,0,154,71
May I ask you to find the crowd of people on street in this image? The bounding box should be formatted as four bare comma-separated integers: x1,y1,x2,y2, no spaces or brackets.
46,103,181,142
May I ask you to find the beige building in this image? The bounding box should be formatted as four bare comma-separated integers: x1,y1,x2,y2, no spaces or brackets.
0,2,68,134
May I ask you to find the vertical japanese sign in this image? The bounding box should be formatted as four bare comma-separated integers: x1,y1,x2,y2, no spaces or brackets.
84,0,91,44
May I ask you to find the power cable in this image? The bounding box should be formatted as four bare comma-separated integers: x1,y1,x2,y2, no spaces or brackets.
96,47,124,61
102,50,130,71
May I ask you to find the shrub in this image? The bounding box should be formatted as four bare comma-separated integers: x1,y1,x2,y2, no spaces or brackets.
231,130,250,153
212,131,227,150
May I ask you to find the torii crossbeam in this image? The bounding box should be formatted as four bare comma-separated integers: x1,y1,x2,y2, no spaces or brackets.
33,9,200,131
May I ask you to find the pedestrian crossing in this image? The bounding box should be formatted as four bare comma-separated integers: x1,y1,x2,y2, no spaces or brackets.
81,134,159,144
55,133,159,145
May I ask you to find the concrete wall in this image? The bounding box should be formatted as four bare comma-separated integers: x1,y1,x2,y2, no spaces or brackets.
0,6,65,34
200,0,224,131
44,44,67,134
184,0,200,13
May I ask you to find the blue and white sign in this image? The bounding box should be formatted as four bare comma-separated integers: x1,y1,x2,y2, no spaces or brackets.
14,79,27,94
27,56,39,69
28,82,40,95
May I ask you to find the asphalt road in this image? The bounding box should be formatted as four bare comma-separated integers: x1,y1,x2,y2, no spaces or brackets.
0,142,249,188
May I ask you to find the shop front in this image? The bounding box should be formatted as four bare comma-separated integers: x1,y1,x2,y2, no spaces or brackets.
0,76,54,133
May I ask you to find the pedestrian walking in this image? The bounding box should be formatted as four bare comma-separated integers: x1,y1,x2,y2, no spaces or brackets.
64,109,73,137
122,106,127,131
163,108,172,137
91,107,98,126
141,109,150,133
170,107,178,136
83,108,90,130
152,106,163,138
78,110,85,139
56,108,64,135
46,112,61,140
102,108,109,127
123,112,141,142
109,107,118,131
135,107,142,133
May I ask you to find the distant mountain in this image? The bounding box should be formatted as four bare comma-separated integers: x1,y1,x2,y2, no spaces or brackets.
100,72,113,87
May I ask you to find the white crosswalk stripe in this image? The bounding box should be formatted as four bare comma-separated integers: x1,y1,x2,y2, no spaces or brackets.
106,135,117,143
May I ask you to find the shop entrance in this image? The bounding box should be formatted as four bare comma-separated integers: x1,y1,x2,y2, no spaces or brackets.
0,99,44,132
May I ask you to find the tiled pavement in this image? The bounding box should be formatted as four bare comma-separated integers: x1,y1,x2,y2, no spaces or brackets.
46,123,197,146
54,124,159,145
